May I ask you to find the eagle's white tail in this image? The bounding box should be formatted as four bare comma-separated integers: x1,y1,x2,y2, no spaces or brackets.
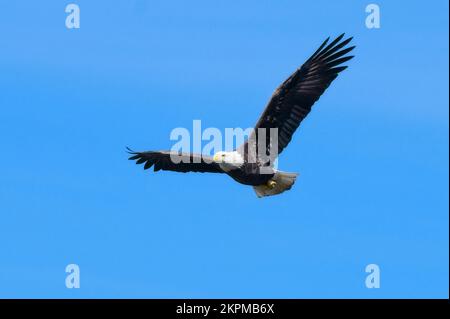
253,171,299,198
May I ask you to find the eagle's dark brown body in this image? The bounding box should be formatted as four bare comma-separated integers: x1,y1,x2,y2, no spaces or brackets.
227,164,275,186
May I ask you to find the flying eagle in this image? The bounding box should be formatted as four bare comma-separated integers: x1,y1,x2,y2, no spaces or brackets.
128,34,355,197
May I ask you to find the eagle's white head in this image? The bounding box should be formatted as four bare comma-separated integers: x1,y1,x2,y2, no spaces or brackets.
213,151,244,171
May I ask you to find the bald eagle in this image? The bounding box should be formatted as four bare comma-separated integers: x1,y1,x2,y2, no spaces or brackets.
128,34,355,197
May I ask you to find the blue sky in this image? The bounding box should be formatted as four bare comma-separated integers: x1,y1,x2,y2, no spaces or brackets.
0,1,448,298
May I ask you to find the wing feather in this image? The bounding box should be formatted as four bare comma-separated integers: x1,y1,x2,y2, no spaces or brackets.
239,34,355,162
127,148,223,173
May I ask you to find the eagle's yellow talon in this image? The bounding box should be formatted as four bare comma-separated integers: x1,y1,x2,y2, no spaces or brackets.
267,180,277,189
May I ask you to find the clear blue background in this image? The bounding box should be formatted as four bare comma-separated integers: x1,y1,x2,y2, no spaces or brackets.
0,1,448,298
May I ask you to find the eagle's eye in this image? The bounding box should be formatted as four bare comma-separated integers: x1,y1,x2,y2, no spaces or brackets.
222,154,226,157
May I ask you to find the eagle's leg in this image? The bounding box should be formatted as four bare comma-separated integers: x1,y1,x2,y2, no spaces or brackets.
267,180,277,189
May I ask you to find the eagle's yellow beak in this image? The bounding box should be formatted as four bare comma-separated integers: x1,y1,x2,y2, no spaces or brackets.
213,154,219,162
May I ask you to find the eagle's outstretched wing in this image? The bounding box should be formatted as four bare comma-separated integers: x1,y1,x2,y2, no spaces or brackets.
127,148,223,173
239,33,355,163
